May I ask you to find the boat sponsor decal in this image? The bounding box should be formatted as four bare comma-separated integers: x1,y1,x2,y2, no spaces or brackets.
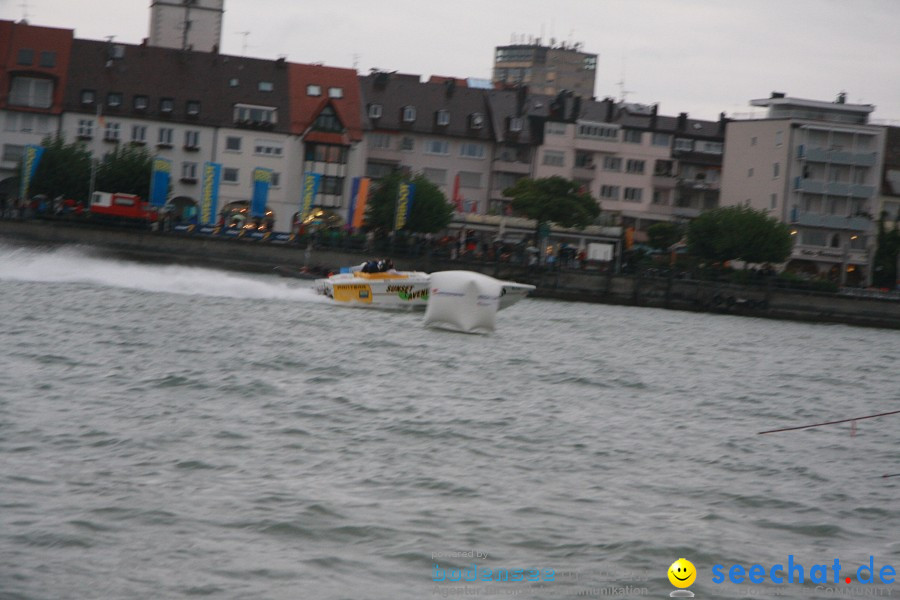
333,283,372,303
386,284,428,301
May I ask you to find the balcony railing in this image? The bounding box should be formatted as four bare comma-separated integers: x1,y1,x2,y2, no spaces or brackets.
797,144,877,167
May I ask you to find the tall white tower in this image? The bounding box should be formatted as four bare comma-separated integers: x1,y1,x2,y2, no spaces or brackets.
149,0,224,52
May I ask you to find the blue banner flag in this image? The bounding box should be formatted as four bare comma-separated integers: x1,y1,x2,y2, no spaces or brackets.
346,177,361,229
250,168,273,218
149,157,171,207
200,162,222,225
300,172,321,223
19,144,45,200
394,182,415,230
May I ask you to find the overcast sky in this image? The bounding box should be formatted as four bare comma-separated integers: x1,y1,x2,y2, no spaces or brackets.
4,0,899,123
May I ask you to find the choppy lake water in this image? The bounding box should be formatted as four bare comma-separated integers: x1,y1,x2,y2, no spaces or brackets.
1,243,898,599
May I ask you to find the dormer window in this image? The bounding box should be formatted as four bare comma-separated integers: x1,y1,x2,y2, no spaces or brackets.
17,48,34,66
402,106,416,123
81,89,96,105
328,87,343,99
436,109,450,126
107,92,123,108
368,104,382,119
160,98,174,114
258,81,274,92
470,113,485,129
307,84,322,96
134,95,148,111
509,117,523,132
186,100,201,116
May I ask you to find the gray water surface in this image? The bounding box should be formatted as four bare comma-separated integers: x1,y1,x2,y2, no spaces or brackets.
1,244,898,599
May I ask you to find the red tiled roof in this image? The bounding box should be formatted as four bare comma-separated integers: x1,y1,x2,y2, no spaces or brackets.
288,63,363,142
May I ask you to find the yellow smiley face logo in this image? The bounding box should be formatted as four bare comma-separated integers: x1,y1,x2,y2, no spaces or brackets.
668,558,696,588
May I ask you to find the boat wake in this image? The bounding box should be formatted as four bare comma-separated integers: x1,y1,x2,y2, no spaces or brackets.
0,244,327,303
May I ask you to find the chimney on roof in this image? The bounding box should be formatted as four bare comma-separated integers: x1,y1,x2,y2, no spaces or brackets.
444,78,456,97
650,103,658,129
677,112,688,130
605,99,614,122
771,91,786,99
836,91,847,104
718,111,729,133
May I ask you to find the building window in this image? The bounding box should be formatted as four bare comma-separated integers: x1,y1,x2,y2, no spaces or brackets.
160,98,174,113
258,81,274,92
751,136,757,146
229,78,239,87
748,168,754,177
77,119,94,138
424,139,449,155
81,89,95,105
234,104,277,126
623,187,643,202
223,168,239,183
469,113,485,129
17,48,34,65
600,185,619,200
402,106,416,122
626,159,645,174
313,106,342,132
578,123,618,140
674,138,693,152
158,127,174,146
458,171,482,189
186,100,200,116
652,133,671,147
254,139,283,156
542,150,565,167
436,109,450,126
307,84,322,96
603,156,622,171
131,125,147,143
320,175,344,195
775,130,783,146
370,134,391,150
225,136,241,152
184,130,200,149
654,160,674,176
368,104,382,119
545,122,566,136
2,144,24,163
575,151,594,168
583,55,597,71
459,142,486,159
181,161,198,181
509,117,524,132
623,129,642,144
305,143,347,163
134,95,148,111
104,122,121,142
400,136,415,152
700,141,723,154
107,92,123,108
801,229,826,246
424,168,447,186
652,190,669,205
271,172,281,188
8,76,52,108
773,162,780,178
39,51,57,68
328,87,343,99
770,193,777,209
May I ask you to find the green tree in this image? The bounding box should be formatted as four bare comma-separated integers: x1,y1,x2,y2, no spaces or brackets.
647,222,683,252
95,144,154,200
365,171,453,234
26,135,92,202
686,205,793,264
872,212,900,288
502,176,600,239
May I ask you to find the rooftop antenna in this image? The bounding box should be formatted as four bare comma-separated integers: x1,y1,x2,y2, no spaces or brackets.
617,55,633,102
352,53,359,70
19,0,30,21
236,31,251,56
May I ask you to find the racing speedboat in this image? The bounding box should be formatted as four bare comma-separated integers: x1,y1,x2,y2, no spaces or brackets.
313,268,534,310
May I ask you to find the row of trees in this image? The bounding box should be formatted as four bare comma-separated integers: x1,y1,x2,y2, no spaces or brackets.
27,136,154,203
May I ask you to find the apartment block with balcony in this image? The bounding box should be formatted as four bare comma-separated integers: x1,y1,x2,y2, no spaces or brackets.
721,92,885,285
360,73,496,214
878,125,900,231
492,40,597,99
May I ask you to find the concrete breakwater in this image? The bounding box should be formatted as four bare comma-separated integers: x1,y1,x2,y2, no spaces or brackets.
2,219,900,329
